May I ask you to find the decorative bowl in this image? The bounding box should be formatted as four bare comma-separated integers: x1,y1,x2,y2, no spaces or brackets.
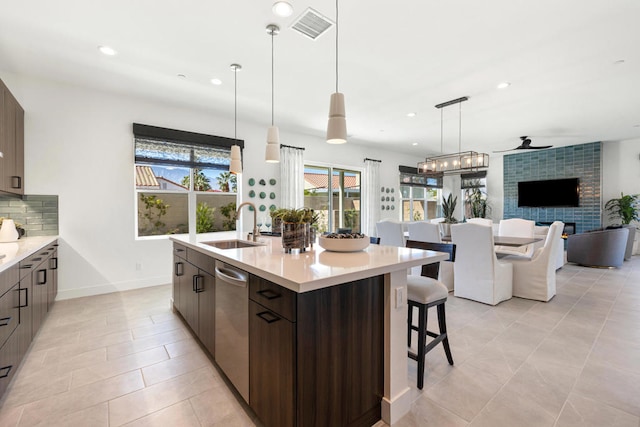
318,235,369,252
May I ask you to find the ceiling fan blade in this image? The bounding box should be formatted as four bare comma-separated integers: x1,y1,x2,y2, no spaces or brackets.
492,147,519,153
528,145,553,149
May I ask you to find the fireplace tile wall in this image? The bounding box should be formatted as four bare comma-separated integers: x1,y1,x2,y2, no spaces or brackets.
503,142,601,234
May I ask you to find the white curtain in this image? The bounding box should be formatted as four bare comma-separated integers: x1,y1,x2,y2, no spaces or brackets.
280,145,305,209
363,158,381,236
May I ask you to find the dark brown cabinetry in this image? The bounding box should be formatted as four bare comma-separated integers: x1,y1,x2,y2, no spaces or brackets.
249,274,384,427
0,78,25,196
172,243,215,356
0,266,20,397
0,240,58,400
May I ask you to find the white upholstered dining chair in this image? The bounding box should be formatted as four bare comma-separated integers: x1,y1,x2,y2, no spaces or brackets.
375,220,405,247
495,218,535,258
467,218,493,227
502,221,563,301
451,223,513,305
406,222,454,291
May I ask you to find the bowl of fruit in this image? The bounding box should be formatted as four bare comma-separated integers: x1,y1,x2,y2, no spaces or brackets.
318,232,369,252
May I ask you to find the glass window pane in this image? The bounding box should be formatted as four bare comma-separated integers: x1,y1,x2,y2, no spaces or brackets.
137,192,188,236
413,187,425,199
400,186,410,198
197,168,237,192
196,194,237,233
412,201,425,221
402,200,412,221
136,164,189,192
304,166,330,233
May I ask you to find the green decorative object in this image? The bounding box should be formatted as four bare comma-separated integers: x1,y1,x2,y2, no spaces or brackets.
259,192,266,199
605,192,639,225
259,205,266,212
249,190,255,198
269,178,277,185
248,178,255,186
269,192,276,199
248,205,254,211
269,204,277,211
259,179,266,185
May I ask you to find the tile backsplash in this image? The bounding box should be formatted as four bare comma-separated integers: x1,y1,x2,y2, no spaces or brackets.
503,142,601,234
0,195,59,237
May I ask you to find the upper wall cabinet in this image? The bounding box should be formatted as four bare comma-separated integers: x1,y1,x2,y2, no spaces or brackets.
0,79,25,196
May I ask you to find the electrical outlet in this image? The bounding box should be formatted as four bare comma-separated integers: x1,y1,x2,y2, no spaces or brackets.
395,287,405,308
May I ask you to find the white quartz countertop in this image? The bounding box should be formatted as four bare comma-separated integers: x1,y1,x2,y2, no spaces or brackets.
171,232,447,293
0,236,59,274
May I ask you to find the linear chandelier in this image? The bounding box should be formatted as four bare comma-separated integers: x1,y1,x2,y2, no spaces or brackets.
418,96,489,175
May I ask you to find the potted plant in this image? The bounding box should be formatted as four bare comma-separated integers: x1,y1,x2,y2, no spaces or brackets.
273,208,315,252
439,193,458,237
468,187,490,219
605,192,639,225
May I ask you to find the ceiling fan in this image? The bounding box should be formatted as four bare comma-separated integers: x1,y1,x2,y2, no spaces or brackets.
494,136,553,153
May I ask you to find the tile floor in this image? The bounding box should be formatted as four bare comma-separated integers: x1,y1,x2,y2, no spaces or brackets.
1,258,639,426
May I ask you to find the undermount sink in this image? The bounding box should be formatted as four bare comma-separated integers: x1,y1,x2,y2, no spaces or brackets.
202,240,263,250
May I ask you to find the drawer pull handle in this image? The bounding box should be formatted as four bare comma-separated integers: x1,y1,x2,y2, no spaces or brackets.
193,275,204,293
175,248,185,253
32,257,42,262
50,257,58,270
19,288,29,308
175,262,184,276
257,289,281,300
20,264,33,269
11,176,21,189
37,269,47,285
0,365,12,379
257,311,281,324
0,316,11,327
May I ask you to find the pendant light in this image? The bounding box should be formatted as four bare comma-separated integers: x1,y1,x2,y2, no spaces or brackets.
265,24,281,163
229,63,242,174
326,0,347,144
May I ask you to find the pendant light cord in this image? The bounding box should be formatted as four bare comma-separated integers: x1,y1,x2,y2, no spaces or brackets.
335,0,339,93
271,29,275,126
234,68,237,139
458,101,462,152
440,108,444,154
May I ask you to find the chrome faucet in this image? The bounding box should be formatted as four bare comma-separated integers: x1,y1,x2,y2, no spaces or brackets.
236,202,259,242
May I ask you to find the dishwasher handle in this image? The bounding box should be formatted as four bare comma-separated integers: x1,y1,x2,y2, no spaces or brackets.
215,265,248,287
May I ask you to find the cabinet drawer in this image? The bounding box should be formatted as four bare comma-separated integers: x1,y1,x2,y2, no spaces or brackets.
186,248,215,277
173,243,187,259
0,283,19,349
0,265,19,296
249,275,297,322
0,327,19,398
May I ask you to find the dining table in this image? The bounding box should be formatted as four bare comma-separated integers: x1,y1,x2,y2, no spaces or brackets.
441,235,542,246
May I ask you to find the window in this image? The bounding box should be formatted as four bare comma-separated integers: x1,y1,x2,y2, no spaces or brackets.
304,164,361,233
399,166,442,221
134,124,243,237
461,172,488,219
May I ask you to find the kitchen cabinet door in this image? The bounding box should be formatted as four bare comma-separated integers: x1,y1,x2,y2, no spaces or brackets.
31,265,48,336
179,261,199,334
196,270,215,357
46,247,58,310
249,300,295,427
0,81,23,195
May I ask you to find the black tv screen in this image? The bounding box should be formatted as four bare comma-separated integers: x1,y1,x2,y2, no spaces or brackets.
517,178,580,207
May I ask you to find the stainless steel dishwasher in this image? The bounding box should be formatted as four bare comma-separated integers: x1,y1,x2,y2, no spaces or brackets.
214,260,249,402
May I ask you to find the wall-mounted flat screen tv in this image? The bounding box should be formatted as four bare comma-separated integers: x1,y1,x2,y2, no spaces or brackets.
517,178,580,207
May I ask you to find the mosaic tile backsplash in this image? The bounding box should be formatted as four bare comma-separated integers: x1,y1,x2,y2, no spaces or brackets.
503,142,601,234
0,194,59,237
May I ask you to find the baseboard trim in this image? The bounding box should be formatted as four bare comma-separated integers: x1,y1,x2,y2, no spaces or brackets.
56,275,172,300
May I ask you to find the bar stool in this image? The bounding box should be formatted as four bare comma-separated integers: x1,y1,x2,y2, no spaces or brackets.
405,240,456,389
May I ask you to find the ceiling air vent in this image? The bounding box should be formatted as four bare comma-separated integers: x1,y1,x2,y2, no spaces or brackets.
290,8,334,40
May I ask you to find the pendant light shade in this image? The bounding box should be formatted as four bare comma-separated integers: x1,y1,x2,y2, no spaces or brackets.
230,63,242,174
327,92,347,144
326,0,347,144
265,24,281,163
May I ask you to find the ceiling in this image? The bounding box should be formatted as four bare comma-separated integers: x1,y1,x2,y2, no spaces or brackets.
1,0,639,157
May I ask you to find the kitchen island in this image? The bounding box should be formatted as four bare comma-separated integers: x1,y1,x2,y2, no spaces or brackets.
171,232,447,426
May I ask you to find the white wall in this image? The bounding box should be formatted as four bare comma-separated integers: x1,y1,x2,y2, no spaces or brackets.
4,74,419,299
602,139,640,226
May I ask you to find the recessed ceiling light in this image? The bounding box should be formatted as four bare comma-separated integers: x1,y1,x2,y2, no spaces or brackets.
177,74,186,79
98,45,117,56
272,1,293,17
407,112,417,118
497,82,511,89
210,78,222,85
412,142,418,146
